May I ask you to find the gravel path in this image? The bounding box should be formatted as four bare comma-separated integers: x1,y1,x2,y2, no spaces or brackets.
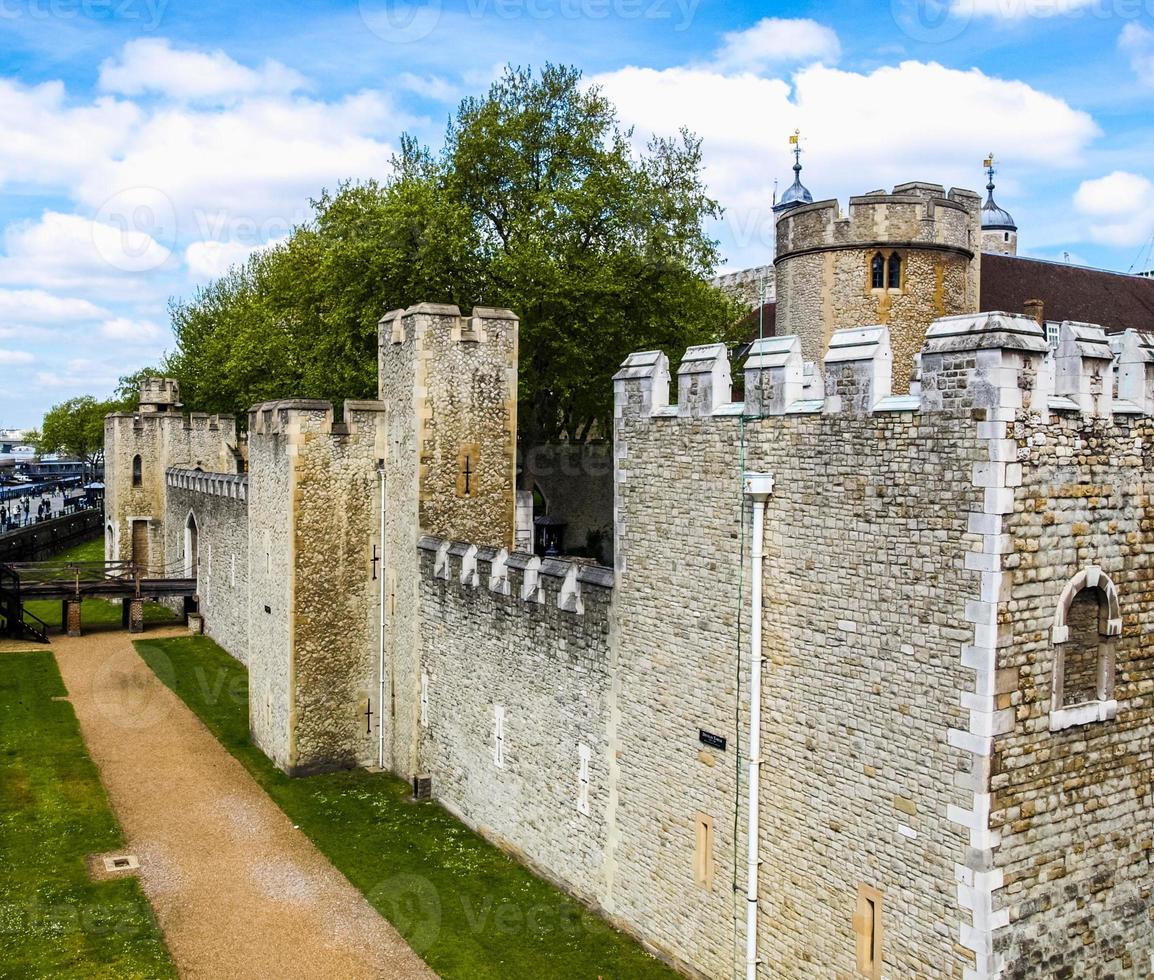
52,626,436,980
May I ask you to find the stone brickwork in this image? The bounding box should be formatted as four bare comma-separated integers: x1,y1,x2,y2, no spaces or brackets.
710,264,776,311
245,399,385,775
990,410,1154,978
104,379,236,572
164,469,250,663
378,304,519,778
415,537,615,905
775,182,982,394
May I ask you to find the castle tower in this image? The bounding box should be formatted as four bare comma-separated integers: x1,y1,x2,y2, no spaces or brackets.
104,379,236,571
377,303,519,776
774,182,982,393
980,154,1018,256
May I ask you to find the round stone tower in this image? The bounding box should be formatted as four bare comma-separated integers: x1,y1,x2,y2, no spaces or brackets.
774,181,983,393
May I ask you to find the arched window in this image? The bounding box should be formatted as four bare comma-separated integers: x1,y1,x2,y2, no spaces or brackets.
184,511,199,580
870,253,885,289
887,252,902,290
132,454,142,487
1049,566,1121,731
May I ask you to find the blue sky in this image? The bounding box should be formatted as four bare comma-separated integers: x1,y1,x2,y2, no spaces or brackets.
1,0,1152,426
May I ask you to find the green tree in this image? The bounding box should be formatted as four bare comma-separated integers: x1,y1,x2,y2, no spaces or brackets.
163,64,742,441
39,397,116,479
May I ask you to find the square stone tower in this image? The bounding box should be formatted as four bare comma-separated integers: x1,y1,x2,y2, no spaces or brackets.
377,303,519,776
104,379,236,571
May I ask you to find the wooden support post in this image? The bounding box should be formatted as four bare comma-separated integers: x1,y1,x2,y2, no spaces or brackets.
64,599,82,638
127,599,144,634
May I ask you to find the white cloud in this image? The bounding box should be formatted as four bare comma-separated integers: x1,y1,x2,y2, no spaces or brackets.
98,38,307,103
957,0,1098,19
0,288,107,326
712,18,840,72
1073,171,1154,246
0,212,174,297
99,317,165,343
594,60,1098,260
1120,23,1154,86
184,238,283,281
0,349,34,365
398,72,463,103
74,91,401,242
0,78,138,188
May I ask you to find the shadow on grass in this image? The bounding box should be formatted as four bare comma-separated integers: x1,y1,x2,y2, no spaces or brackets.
134,635,679,980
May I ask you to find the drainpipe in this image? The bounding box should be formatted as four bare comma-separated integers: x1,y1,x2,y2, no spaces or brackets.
742,472,774,980
377,462,387,770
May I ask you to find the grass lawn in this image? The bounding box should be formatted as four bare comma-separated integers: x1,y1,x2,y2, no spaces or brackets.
136,635,679,980
17,536,178,633
0,651,175,979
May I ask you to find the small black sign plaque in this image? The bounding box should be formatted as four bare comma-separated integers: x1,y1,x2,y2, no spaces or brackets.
699,729,726,752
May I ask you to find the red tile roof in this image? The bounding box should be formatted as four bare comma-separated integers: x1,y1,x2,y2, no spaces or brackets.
981,253,1154,333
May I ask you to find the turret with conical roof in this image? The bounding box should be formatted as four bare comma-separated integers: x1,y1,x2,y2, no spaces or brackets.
774,131,813,216
981,154,1017,256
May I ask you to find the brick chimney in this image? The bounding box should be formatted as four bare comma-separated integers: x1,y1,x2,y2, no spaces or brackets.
1023,298,1045,326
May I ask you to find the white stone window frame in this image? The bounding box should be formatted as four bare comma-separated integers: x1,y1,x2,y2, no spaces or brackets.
493,705,505,768
1049,565,1122,732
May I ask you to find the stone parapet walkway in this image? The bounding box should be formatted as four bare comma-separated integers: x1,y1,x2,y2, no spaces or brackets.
52,626,435,980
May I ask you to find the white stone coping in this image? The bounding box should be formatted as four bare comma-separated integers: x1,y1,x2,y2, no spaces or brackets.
166,468,248,501
1049,699,1118,732
874,394,921,412
417,535,613,613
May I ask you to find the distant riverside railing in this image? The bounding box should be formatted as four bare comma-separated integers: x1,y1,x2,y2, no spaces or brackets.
0,508,103,563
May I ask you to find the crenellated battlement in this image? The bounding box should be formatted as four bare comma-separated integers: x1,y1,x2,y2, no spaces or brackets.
166,467,248,501
379,303,519,348
106,409,235,434
775,183,981,261
614,314,1154,428
418,533,613,618
247,399,385,441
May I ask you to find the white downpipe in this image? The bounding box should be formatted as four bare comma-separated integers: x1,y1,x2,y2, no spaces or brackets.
377,464,387,770
743,472,773,980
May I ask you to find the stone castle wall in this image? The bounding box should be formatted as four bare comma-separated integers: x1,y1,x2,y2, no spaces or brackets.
991,411,1154,978
774,183,982,395
415,538,615,905
244,399,385,775
164,470,250,662
104,408,236,569
611,346,986,978
379,304,520,779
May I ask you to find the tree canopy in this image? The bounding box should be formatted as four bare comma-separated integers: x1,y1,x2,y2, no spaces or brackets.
39,396,121,476
162,64,742,442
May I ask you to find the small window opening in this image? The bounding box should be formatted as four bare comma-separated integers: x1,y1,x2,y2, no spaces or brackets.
870,252,885,289
693,813,714,890
855,884,883,978
420,673,430,728
493,705,505,768
131,454,142,487
577,743,590,815
886,251,902,290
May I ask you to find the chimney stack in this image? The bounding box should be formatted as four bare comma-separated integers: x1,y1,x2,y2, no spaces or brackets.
1023,298,1045,327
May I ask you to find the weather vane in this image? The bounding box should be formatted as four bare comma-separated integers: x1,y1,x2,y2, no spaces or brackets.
789,129,802,168
984,152,996,182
